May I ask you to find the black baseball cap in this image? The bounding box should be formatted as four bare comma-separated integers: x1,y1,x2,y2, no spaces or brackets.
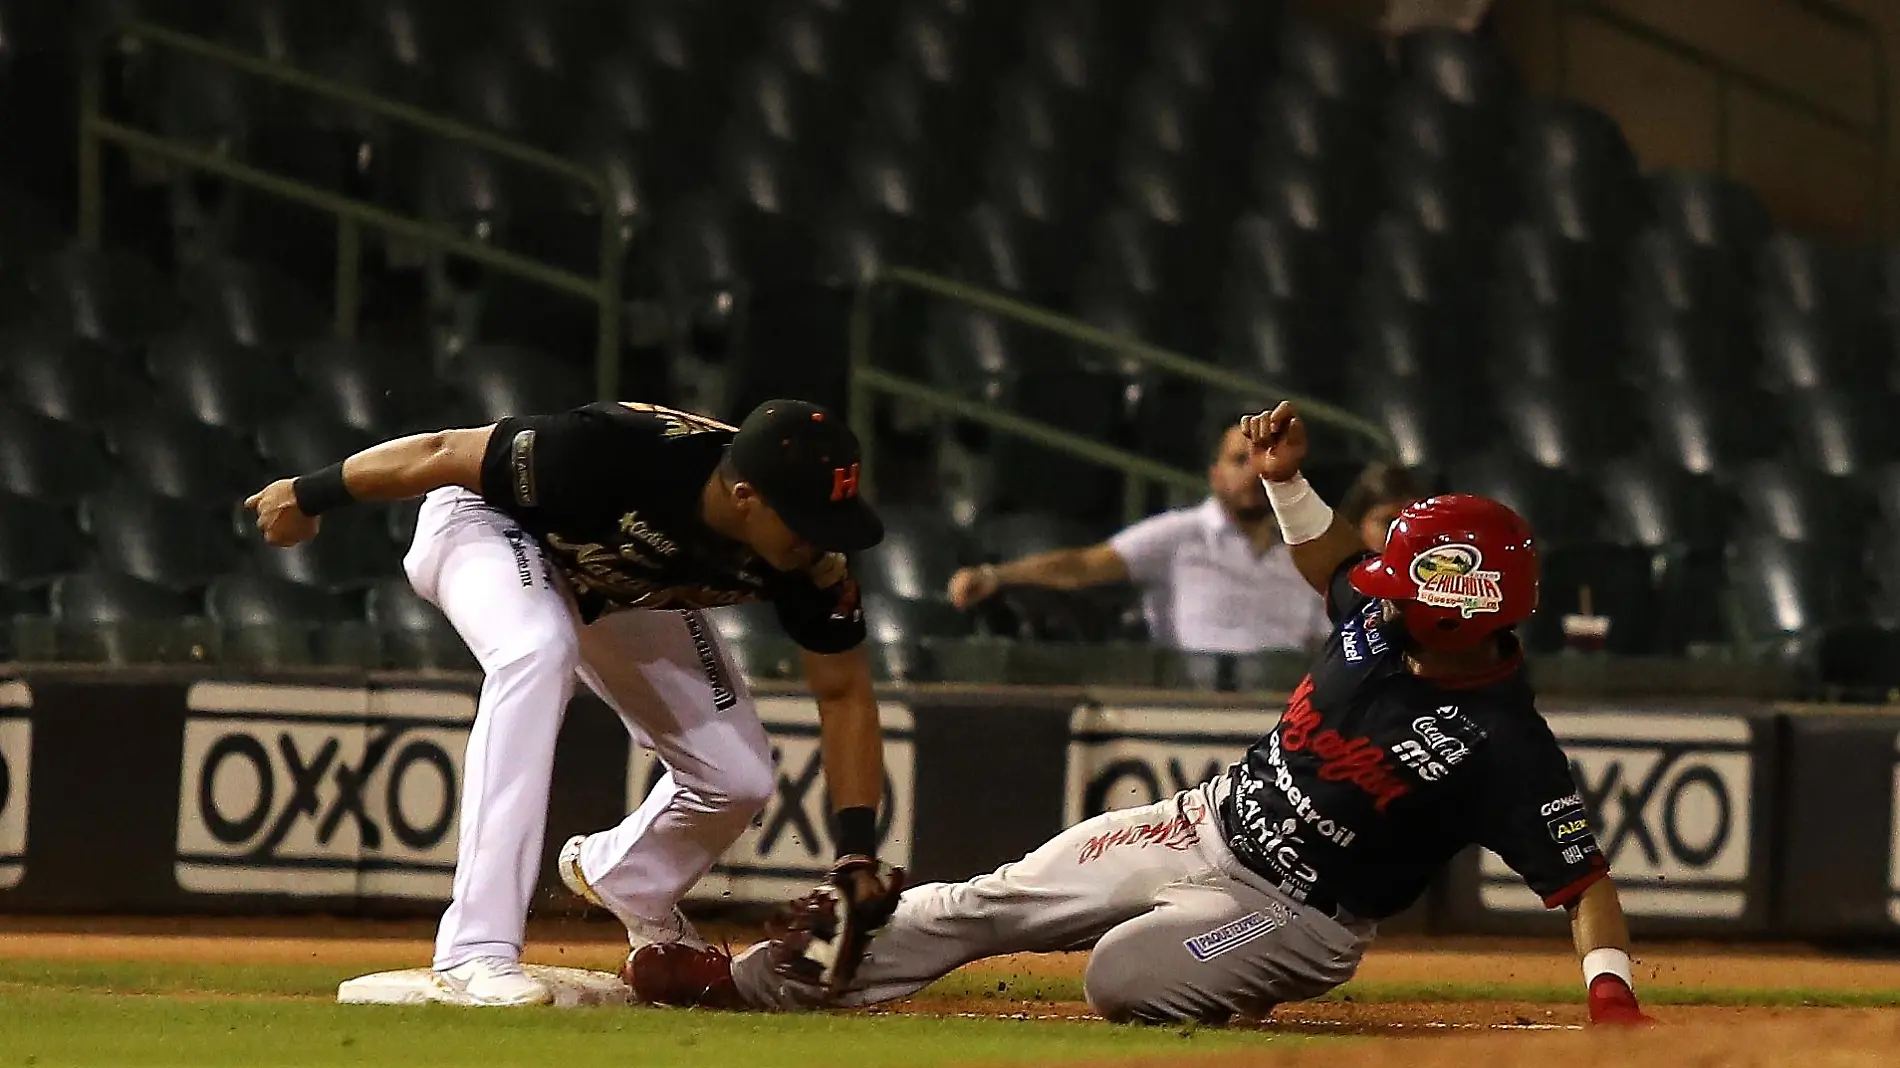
728,399,885,553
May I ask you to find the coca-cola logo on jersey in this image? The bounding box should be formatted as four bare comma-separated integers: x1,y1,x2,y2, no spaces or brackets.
1277,677,1411,813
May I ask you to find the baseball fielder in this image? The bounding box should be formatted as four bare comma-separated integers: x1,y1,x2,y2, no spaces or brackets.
629,402,1654,1027
245,398,903,1006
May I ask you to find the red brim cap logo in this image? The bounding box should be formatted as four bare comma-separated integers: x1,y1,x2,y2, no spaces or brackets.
1408,543,1504,618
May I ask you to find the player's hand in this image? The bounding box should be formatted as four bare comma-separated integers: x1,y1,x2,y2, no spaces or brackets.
764,855,906,999
1586,974,1656,1027
244,479,321,547
1242,402,1307,484
947,565,999,611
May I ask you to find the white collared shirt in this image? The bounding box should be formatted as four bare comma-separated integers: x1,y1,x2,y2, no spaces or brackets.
1108,498,1331,654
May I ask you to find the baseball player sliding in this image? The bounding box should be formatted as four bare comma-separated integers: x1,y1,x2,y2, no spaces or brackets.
629,402,1654,1027
245,399,903,1007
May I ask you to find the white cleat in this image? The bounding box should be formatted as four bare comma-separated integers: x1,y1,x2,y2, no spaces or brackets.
559,834,710,953
429,957,553,1007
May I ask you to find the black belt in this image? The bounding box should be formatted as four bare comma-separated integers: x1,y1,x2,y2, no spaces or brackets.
1217,779,1348,922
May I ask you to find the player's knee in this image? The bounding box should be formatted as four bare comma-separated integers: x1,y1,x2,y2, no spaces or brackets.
486,614,581,679
1082,937,1155,1024
714,747,776,816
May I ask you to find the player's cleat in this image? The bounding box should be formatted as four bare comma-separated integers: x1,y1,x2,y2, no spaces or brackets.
429,957,554,1007
559,834,711,953
622,942,743,1009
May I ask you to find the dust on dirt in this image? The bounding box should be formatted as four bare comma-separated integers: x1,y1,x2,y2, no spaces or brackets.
3,915,1898,1066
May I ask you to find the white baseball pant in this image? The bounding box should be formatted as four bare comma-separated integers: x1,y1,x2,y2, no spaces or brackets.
404,488,775,972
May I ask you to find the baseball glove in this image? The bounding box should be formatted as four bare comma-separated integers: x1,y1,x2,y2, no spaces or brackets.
764,854,905,999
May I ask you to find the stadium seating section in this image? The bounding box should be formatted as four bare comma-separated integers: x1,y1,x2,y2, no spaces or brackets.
0,0,1892,686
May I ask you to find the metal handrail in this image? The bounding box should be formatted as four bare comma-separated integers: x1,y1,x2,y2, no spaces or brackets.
847,267,1394,525
77,20,627,400
1555,0,1889,233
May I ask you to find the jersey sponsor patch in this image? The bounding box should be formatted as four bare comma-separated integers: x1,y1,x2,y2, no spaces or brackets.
1278,677,1412,812
682,611,738,712
1548,814,1592,846
1408,543,1503,618
509,429,538,507
1540,793,1583,817
1077,793,1206,864
1182,903,1290,962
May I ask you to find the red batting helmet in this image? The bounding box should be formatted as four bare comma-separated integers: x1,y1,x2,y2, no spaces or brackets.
1348,494,1539,652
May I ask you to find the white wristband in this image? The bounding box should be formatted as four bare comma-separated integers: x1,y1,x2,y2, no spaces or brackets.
1582,947,1634,992
1263,474,1335,545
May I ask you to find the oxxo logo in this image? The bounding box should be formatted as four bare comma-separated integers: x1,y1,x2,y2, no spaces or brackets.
175,683,474,900
1480,713,1752,920
1887,733,1900,926
1065,706,1270,825
0,681,33,892
629,698,914,905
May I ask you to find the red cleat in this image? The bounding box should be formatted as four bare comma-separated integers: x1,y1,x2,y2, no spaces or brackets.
621,942,744,1010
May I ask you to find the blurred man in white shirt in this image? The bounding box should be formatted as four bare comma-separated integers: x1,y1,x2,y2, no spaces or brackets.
947,425,1329,685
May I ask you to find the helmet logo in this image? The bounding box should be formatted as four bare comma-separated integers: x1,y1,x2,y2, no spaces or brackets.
1408,543,1504,618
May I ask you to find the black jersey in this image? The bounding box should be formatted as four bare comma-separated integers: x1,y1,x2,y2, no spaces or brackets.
476,401,866,653
1220,553,1607,920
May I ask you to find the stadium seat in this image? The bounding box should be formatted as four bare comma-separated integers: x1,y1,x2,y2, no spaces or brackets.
953,200,1079,302
1276,16,1386,108
484,0,590,79
1626,226,1746,320
146,331,297,432
293,340,443,437
1725,459,1869,550
1122,72,1209,159
1445,450,1601,548
0,332,136,425
46,569,212,664
1782,387,1888,477
244,507,398,591
1726,535,1861,649
1621,301,1726,390
1641,382,1775,476
207,571,373,667
178,256,326,352
921,303,1021,402
703,600,798,680
255,412,375,478
446,344,592,422
106,408,265,504
864,591,968,682
1756,298,1858,395
0,404,114,504
31,246,178,354
1344,376,1460,472
366,577,476,670
1145,3,1236,96
1595,456,1737,551
854,505,968,603
1397,28,1519,112
1647,170,1773,253
0,492,82,589
78,489,239,591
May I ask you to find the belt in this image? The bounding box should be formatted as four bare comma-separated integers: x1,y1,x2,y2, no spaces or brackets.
1217,777,1349,922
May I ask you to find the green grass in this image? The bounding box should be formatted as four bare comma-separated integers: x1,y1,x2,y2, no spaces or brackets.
922,970,1900,1011
0,964,1298,1068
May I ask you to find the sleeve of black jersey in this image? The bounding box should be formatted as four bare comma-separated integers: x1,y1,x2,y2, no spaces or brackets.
477,404,624,521
1324,550,1377,624
1474,715,1609,909
771,568,867,654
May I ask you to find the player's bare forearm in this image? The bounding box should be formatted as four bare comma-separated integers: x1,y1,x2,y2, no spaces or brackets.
803,645,886,814
340,426,495,501
993,544,1127,591
1569,875,1632,955
1287,515,1364,595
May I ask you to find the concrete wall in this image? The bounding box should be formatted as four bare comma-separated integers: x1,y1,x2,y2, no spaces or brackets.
1490,0,1891,238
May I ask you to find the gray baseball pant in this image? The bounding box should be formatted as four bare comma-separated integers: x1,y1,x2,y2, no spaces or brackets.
732,778,1374,1023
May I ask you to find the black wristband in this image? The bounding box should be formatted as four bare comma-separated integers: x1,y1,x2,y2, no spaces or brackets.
833,805,877,859
291,462,355,516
